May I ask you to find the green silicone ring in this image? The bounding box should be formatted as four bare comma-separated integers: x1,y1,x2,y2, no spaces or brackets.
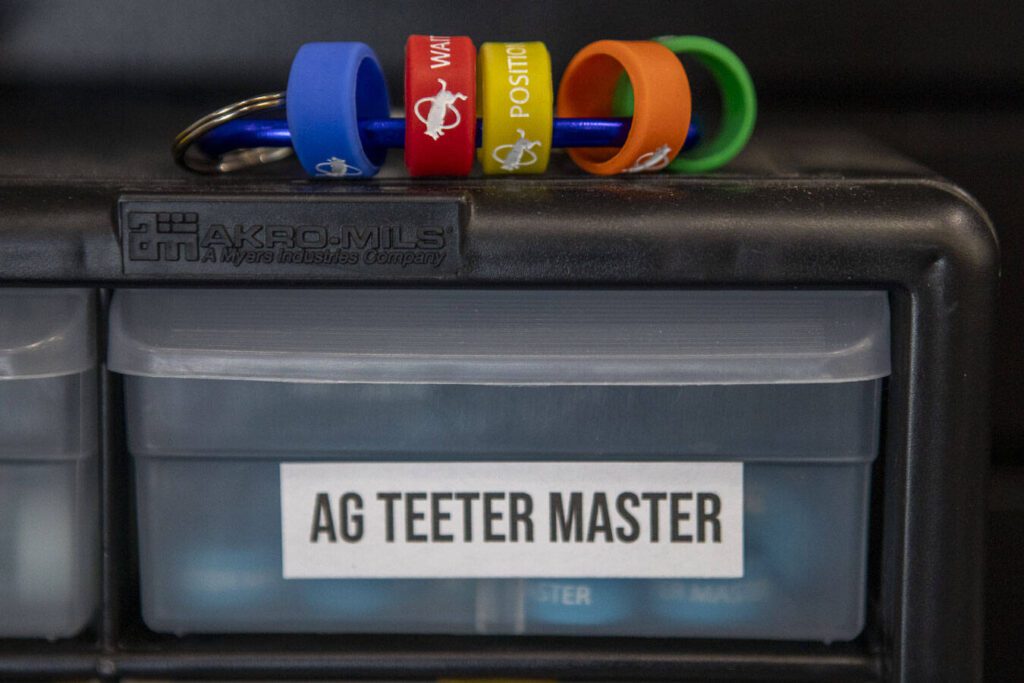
612,36,756,173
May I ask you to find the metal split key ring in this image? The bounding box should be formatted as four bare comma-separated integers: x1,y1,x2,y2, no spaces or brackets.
172,92,293,174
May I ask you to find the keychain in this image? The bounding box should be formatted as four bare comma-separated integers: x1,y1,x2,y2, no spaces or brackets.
173,36,753,179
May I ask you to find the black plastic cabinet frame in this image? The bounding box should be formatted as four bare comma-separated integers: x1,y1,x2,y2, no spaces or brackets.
0,133,998,681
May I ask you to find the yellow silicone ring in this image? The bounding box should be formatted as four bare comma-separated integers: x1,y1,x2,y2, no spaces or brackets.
477,42,553,174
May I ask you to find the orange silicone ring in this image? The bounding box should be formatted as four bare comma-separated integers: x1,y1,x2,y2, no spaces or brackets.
557,40,692,175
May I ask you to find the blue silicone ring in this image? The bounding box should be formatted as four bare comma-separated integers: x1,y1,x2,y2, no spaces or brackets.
525,579,634,626
287,42,390,178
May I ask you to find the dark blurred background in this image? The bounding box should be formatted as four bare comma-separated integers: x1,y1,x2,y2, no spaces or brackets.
0,0,1020,677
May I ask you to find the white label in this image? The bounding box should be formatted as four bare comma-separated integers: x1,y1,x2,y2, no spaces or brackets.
280,462,743,579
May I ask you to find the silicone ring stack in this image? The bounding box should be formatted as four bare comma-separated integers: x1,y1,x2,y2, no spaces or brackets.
649,555,774,626
557,40,692,175
287,42,391,178
524,579,634,627
477,42,553,175
612,36,756,173
404,35,477,177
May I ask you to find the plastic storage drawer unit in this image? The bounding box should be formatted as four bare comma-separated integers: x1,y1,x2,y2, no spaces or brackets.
0,289,99,638
110,288,889,641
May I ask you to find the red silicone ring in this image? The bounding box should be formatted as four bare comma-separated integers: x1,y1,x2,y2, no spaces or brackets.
404,35,477,176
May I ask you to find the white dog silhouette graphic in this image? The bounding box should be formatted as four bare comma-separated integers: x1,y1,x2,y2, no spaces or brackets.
315,157,363,177
492,129,542,171
626,144,673,173
414,78,468,141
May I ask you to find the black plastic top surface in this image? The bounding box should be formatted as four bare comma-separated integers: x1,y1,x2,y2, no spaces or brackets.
0,89,995,287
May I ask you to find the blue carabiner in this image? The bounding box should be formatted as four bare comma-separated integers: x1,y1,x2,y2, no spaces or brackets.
198,116,703,159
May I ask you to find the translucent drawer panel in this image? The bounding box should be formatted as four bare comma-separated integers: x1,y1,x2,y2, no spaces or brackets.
0,289,99,639
132,456,870,641
110,288,889,641
0,455,99,637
